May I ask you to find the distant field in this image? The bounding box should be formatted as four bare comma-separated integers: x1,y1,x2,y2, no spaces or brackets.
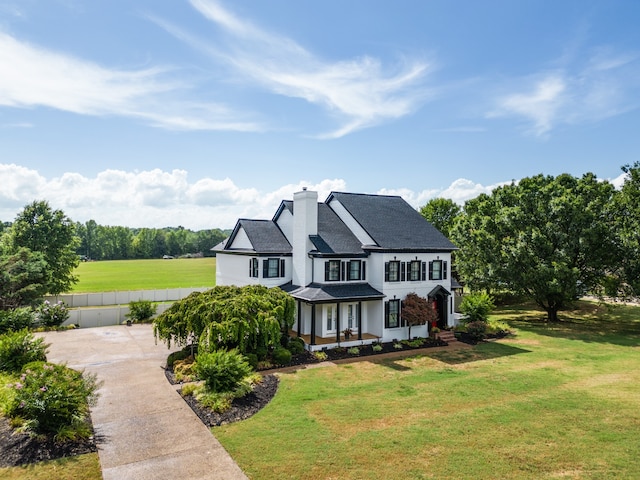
69,258,216,293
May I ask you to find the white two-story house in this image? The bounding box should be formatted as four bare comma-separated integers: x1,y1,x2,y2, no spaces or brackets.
215,189,458,351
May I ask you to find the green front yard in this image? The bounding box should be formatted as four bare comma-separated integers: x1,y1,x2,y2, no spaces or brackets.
215,301,640,479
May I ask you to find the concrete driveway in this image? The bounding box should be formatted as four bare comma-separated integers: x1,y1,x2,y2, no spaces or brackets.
41,325,248,480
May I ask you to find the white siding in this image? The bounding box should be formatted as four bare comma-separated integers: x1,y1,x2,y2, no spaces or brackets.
228,227,252,249
275,208,294,244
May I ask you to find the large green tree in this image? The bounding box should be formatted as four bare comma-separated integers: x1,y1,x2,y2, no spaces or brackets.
7,201,79,295
614,162,640,298
418,198,461,238
452,173,617,322
0,248,49,310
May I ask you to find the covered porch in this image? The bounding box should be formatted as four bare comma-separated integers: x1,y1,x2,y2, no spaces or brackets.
287,282,385,351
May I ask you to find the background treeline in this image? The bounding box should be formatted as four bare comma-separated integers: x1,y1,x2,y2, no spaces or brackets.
74,222,230,260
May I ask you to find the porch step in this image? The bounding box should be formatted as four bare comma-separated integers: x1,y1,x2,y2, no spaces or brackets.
437,330,458,344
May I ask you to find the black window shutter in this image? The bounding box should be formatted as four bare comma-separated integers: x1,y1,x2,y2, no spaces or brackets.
384,262,389,282
429,261,434,280
249,259,252,277
263,259,268,278
280,259,285,277
362,261,366,281
341,261,345,281
401,262,406,282
384,301,389,326
422,262,427,281
324,261,330,281
443,261,448,280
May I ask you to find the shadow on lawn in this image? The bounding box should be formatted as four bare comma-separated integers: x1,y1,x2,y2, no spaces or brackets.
425,342,532,365
493,300,640,348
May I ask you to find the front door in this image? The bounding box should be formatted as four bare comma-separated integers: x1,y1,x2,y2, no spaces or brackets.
434,294,448,329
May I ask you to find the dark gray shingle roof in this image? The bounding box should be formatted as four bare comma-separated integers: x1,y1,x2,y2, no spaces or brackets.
327,192,457,251
310,204,364,255
225,219,291,254
289,282,385,303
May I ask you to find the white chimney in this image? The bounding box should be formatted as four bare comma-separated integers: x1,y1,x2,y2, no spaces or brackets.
292,189,318,286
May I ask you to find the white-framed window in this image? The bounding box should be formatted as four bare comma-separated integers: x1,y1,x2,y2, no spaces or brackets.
429,260,448,281
249,258,259,278
385,299,401,328
263,258,285,278
385,260,401,282
348,260,361,281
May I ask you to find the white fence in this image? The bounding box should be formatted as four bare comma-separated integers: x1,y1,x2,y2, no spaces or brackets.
43,287,210,329
44,287,209,308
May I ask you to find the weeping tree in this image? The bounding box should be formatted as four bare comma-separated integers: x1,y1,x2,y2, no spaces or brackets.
153,285,296,354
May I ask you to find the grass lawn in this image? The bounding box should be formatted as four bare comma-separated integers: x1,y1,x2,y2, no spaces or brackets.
0,453,102,480
214,300,640,479
70,258,216,293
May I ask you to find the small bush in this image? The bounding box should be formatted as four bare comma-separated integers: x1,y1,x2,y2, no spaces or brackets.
460,292,495,323
36,301,70,328
466,320,488,342
286,337,305,355
347,347,359,356
272,347,292,366
0,308,35,334
313,351,328,361
0,329,48,373
393,342,403,349
167,349,190,368
487,318,510,335
126,300,157,323
372,344,383,352
194,349,253,393
255,346,269,361
173,357,196,383
183,372,262,413
5,361,99,437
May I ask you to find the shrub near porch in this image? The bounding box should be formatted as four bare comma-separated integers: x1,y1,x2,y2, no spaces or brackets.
214,301,640,480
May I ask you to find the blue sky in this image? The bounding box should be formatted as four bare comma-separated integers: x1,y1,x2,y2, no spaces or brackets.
1,0,639,229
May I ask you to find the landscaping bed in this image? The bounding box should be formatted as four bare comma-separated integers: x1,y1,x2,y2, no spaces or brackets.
0,416,97,468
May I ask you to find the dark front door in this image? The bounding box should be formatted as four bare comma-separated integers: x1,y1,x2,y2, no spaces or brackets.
434,293,448,329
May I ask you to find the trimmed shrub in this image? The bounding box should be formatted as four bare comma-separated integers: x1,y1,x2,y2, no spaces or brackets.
194,349,253,393
466,320,488,342
272,347,292,366
255,346,269,361
5,361,99,437
347,347,360,356
36,301,69,328
0,308,34,334
313,351,328,361
126,300,157,323
167,349,190,368
372,343,383,352
0,329,48,373
286,337,305,355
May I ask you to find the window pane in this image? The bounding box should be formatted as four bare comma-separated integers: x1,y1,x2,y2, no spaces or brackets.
410,261,421,281
329,260,340,281
389,261,400,281
349,261,360,280
268,258,279,277
432,260,442,280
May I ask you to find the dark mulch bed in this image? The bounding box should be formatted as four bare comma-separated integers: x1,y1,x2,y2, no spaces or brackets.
182,374,279,428
455,330,511,345
0,417,97,468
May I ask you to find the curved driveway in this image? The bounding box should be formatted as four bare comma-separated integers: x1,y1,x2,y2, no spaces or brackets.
41,325,247,480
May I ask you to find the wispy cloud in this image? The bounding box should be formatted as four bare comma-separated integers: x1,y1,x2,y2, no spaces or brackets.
488,47,640,138
0,164,501,229
167,0,434,138
0,30,261,132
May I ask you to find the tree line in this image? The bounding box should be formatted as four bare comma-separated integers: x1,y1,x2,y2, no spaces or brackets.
419,163,640,322
74,221,229,261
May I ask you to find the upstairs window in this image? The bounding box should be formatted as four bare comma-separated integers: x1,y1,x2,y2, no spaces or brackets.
429,260,448,281
348,260,365,281
409,260,426,281
263,258,285,278
325,260,341,281
385,260,402,282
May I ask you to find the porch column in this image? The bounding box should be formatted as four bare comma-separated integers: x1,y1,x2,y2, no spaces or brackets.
310,304,316,346
296,300,301,337
335,302,341,342
357,301,362,340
